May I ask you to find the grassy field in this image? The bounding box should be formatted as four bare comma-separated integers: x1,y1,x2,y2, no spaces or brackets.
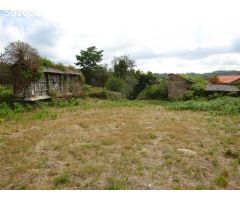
0,98,239,189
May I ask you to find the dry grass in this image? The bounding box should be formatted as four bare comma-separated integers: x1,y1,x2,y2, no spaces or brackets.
0,99,239,189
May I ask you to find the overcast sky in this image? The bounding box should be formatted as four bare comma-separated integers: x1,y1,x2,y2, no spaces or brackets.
1,0,240,73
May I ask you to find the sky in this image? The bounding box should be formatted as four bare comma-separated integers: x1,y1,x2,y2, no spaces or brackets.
0,0,240,73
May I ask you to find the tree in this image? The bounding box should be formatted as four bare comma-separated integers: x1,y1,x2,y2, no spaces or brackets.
112,55,136,79
0,41,41,93
131,70,158,99
75,46,105,85
41,57,55,67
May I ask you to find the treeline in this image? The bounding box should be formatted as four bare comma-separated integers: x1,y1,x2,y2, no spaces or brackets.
0,42,169,100
74,46,168,100
1,41,238,102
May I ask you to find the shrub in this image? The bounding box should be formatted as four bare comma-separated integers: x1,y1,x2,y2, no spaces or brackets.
224,149,239,159
167,96,240,115
214,174,228,188
53,172,70,186
106,177,127,190
105,77,127,94
137,80,168,100
0,87,13,103
182,82,206,100
88,87,125,100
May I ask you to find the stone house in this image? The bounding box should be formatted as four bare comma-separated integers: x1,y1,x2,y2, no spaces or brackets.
167,74,193,100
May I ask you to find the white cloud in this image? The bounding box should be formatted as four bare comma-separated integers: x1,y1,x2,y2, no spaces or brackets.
0,0,240,73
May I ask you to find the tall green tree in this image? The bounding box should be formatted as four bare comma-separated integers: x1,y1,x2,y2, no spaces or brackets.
112,55,136,79
75,46,105,86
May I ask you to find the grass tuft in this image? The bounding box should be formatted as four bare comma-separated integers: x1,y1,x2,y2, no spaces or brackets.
53,172,70,186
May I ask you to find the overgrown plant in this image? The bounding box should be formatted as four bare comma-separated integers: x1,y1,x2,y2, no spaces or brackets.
0,41,42,94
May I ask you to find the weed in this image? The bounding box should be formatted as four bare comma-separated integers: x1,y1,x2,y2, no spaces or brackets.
214,175,228,188
106,177,127,190
32,109,57,120
53,172,70,186
166,97,240,115
214,171,229,188
148,132,157,139
224,149,239,159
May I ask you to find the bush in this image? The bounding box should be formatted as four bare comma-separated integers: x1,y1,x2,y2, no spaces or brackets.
182,82,206,100
166,96,240,115
79,85,125,100
137,81,168,100
53,172,70,186
0,87,13,103
105,77,127,94
224,149,239,159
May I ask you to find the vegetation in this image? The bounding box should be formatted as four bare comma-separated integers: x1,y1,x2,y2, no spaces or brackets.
0,41,240,189
0,41,42,93
165,96,240,115
75,46,108,87
137,79,168,100
0,98,239,189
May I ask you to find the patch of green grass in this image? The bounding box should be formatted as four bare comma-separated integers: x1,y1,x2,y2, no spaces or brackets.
106,177,127,190
165,97,240,115
224,149,239,159
32,109,57,120
80,164,101,177
214,175,228,188
148,132,157,139
214,171,229,188
53,172,70,186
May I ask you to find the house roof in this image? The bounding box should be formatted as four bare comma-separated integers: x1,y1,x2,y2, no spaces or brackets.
205,84,240,92
169,73,194,83
43,67,64,74
216,75,240,84
43,67,82,75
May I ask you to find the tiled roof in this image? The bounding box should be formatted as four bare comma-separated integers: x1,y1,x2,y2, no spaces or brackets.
216,75,240,84
206,84,240,92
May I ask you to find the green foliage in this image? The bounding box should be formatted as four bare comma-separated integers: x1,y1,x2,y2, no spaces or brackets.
1,41,42,92
89,64,110,87
131,71,158,99
32,109,58,120
214,172,229,188
224,149,239,159
81,85,125,100
106,177,127,190
0,87,13,103
112,55,135,79
137,79,168,100
182,82,206,101
53,172,70,186
106,77,127,93
75,46,105,86
166,97,240,115
41,57,55,67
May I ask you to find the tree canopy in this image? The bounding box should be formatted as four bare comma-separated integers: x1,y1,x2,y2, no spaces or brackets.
0,41,42,92
75,46,107,86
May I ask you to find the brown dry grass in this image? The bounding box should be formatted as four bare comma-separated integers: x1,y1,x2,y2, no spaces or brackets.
0,99,239,189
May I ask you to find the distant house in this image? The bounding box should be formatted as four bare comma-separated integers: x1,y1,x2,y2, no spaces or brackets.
168,74,193,100
210,75,240,84
168,74,240,100
14,67,84,101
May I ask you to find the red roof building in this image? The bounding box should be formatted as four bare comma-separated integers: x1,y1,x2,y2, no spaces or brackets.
210,75,240,84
